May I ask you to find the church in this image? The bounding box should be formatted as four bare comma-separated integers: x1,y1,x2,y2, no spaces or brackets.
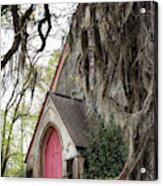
25,42,97,178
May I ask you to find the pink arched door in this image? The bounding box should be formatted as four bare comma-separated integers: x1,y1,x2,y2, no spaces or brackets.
44,128,62,178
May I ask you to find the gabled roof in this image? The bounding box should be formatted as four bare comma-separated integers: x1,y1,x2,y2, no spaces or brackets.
25,43,68,163
25,36,96,162
50,92,89,147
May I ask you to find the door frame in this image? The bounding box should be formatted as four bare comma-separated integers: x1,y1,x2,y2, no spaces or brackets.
40,123,63,177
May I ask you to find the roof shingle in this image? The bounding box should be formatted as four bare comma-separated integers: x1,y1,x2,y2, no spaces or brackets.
50,92,94,147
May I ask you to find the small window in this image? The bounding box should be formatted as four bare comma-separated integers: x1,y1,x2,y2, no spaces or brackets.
67,159,73,178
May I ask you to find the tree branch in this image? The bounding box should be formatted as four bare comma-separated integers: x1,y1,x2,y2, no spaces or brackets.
37,4,52,52
1,5,34,69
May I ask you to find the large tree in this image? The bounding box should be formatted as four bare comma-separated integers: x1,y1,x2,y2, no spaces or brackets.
55,2,158,180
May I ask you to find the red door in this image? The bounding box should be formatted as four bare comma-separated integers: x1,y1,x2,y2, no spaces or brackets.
44,128,62,178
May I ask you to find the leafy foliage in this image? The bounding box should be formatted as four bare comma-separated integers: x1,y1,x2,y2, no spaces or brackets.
45,50,61,86
84,119,128,179
1,49,61,177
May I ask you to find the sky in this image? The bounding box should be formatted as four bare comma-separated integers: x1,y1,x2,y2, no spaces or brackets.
1,3,77,105
1,3,77,65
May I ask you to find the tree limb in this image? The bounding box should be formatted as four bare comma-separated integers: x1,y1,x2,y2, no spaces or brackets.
37,4,52,52
1,5,34,69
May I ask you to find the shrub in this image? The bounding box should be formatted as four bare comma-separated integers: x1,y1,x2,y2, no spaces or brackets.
84,119,128,179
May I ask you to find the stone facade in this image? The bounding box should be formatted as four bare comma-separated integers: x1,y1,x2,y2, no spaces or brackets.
26,94,85,178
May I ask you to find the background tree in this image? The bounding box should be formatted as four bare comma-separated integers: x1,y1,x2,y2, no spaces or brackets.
1,3,77,176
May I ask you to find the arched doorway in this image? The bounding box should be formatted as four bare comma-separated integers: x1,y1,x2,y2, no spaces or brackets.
43,128,62,178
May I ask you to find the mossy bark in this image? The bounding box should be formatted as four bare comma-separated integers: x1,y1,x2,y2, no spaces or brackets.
56,2,158,180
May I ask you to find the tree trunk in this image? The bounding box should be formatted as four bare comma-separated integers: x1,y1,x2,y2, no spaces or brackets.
56,2,158,180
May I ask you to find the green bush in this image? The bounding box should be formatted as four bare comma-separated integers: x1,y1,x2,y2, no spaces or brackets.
84,119,128,179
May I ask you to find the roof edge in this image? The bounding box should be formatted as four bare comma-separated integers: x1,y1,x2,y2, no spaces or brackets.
25,92,49,163
51,92,83,102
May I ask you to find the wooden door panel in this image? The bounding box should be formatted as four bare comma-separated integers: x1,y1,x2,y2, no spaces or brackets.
44,129,62,178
